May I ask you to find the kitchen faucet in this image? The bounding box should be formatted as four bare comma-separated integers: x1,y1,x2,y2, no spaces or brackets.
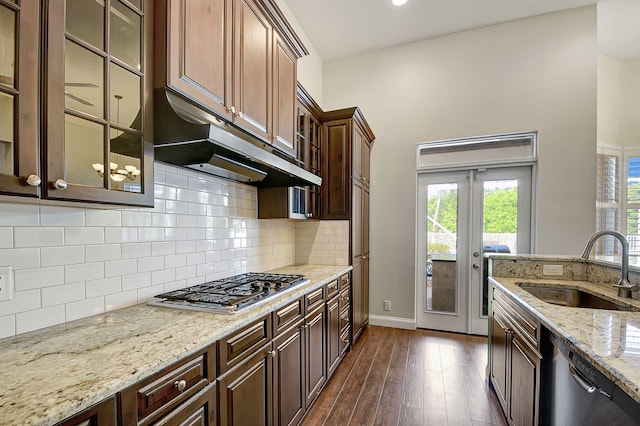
581,230,638,298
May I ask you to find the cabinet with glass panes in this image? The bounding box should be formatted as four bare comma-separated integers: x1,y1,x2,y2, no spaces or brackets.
0,0,39,197
42,0,153,206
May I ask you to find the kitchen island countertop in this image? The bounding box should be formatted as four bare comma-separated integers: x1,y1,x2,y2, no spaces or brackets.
489,275,640,404
0,264,351,425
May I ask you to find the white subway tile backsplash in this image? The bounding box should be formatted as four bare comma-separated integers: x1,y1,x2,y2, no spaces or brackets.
15,227,64,248
165,254,187,268
165,171,189,188
86,244,122,262
0,248,40,269
86,277,122,298
40,206,85,226
105,227,139,243
0,315,16,339
0,166,347,338
66,262,104,284
105,259,138,277
122,242,151,259
138,256,164,272
86,209,122,227
152,213,177,228
0,227,13,248
0,289,41,315
138,227,164,242
122,272,152,291
41,246,84,267
66,297,104,322
106,290,138,311
164,228,189,241
176,265,197,280
137,285,160,302
0,203,39,226
16,305,66,334
42,282,85,307
122,211,152,227
65,227,105,245
165,200,189,214
151,241,176,256
15,266,65,291
152,269,176,286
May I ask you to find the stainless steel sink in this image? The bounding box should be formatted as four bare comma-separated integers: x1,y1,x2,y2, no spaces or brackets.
516,284,639,311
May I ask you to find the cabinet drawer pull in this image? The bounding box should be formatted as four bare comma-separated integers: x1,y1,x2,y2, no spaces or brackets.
26,175,41,187
174,379,187,392
53,179,68,190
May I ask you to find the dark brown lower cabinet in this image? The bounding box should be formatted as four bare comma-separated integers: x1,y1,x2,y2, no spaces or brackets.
489,285,541,426
326,293,341,377
55,397,116,426
273,319,306,426
217,342,274,426
154,384,217,426
305,305,326,406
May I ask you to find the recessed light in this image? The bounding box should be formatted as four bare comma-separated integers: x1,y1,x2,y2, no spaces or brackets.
392,0,408,6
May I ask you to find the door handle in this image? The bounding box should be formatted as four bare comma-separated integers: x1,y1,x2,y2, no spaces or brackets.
472,264,480,270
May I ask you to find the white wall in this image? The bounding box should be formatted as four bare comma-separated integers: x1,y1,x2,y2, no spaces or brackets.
322,7,598,320
598,54,640,148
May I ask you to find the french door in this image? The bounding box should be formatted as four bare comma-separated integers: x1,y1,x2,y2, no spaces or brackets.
416,166,532,335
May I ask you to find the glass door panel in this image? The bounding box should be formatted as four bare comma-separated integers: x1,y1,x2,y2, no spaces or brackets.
426,182,458,314
417,171,470,333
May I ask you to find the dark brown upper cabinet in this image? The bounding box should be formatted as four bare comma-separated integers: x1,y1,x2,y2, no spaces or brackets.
42,0,154,207
0,0,40,197
155,0,307,158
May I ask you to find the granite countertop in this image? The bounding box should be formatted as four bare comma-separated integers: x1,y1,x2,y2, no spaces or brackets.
489,275,640,403
0,264,351,425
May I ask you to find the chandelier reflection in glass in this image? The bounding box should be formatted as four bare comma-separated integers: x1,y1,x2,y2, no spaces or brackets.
92,162,141,182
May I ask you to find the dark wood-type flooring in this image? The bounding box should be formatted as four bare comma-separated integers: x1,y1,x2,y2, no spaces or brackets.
302,325,508,426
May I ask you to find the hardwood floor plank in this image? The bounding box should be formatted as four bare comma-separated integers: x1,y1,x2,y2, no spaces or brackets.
323,326,386,424
302,326,507,426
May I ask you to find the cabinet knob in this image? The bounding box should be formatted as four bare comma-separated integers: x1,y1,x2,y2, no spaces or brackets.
174,379,187,392
53,179,68,190
25,175,41,187
362,176,368,183
270,350,277,358
306,213,312,218
229,106,236,115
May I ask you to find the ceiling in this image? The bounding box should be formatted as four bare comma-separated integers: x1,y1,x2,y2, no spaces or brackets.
282,0,640,61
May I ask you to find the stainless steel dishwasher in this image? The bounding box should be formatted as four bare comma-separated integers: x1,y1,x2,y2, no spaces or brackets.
547,333,640,426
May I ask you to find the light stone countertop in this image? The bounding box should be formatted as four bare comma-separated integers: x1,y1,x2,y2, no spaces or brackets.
489,275,640,403
0,264,351,426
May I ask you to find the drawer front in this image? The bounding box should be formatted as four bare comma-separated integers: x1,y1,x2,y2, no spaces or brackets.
327,279,339,299
339,327,351,355
120,345,215,425
493,287,540,349
153,383,216,426
273,297,304,336
339,273,350,291
339,304,350,334
305,286,325,313
219,315,272,374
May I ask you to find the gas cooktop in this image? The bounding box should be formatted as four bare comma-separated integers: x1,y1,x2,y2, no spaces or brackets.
149,272,309,314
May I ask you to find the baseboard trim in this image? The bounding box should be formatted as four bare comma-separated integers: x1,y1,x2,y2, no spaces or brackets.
368,315,416,330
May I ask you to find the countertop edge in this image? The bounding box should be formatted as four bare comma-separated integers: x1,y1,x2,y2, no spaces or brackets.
488,276,640,403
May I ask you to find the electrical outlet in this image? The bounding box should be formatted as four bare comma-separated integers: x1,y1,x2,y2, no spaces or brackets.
0,266,12,302
383,300,391,311
543,264,564,276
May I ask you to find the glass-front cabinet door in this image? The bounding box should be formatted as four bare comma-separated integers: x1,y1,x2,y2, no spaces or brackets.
43,0,153,206
0,0,39,196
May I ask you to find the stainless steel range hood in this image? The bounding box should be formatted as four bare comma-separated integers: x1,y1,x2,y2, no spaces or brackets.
154,89,322,187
